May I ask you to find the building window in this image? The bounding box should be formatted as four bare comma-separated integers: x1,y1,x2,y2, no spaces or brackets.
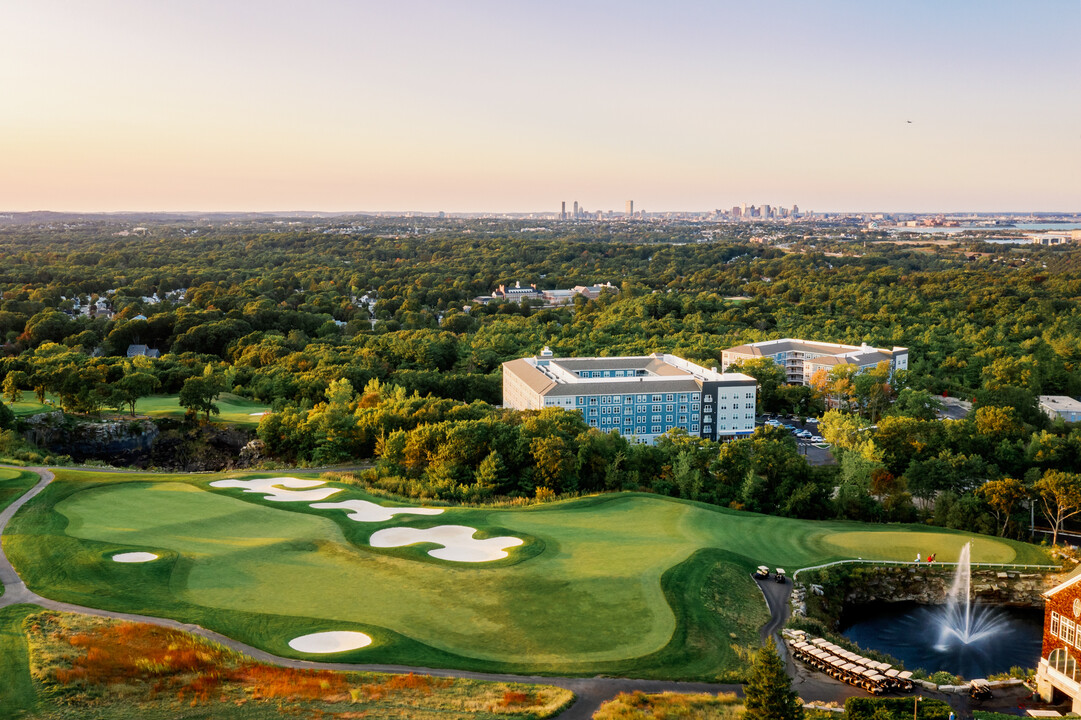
1052,611,1061,638
652,394,662,402
666,394,674,401
679,394,688,402
692,393,700,401
692,403,700,411
651,425,661,434
691,424,699,432
666,415,674,423
1067,619,1077,647
589,397,597,405
637,426,646,434
1050,647,1080,682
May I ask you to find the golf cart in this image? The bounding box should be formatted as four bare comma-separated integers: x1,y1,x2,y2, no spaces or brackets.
755,565,770,579
969,681,993,701
775,568,787,584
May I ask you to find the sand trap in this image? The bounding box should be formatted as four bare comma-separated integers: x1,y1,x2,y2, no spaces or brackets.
369,525,524,562
113,552,159,563
249,411,269,416
209,477,342,502
288,631,372,654
310,499,444,523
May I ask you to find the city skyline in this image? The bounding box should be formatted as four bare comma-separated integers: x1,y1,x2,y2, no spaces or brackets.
1,1,1078,213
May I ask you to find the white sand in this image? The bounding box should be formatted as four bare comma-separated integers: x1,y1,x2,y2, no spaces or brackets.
249,411,269,416
209,477,342,502
369,524,524,562
288,631,372,654
113,552,159,563
310,499,444,523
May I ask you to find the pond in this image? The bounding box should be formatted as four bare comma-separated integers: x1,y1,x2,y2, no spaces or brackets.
841,602,1043,680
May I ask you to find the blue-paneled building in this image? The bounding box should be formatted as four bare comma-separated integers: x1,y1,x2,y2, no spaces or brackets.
503,349,757,444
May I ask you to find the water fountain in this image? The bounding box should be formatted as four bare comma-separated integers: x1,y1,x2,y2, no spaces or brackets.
936,542,1008,650
842,542,1043,678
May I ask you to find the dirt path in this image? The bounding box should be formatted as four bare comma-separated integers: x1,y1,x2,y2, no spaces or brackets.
0,466,742,719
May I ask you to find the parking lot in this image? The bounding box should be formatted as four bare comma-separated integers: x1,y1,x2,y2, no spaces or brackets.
756,416,837,466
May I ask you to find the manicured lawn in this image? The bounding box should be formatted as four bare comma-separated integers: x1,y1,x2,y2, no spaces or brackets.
132,393,271,426
0,604,40,718
3,470,1051,681
7,396,58,417
0,468,38,513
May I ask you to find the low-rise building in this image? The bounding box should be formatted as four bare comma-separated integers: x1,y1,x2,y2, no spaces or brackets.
1037,569,1081,713
721,338,909,385
503,349,756,444
1040,396,1081,424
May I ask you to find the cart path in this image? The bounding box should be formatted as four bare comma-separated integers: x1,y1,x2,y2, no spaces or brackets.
0,466,740,719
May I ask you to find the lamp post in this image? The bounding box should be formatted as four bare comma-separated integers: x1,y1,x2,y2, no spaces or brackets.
913,695,922,720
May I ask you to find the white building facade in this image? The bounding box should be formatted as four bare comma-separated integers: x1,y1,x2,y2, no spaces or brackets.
721,338,909,385
503,349,756,444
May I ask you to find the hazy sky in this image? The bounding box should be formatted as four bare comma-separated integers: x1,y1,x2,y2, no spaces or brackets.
1,1,1078,213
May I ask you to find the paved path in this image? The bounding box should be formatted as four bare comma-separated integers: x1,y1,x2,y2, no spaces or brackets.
0,466,740,719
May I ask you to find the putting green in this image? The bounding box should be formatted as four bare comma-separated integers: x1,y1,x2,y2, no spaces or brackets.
4,471,1051,679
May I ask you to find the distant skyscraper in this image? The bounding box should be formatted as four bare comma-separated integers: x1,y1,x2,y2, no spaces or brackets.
762,204,771,219
792,204,800,216
573,200,579,218
732,206,741,218
740,202,747,217
561,201,566,220
626,200,634,217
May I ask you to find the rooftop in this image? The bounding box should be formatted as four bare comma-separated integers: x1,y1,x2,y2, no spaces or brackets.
1040,396,1081,413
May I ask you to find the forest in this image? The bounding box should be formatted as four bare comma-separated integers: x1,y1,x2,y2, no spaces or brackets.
0,217,1079,539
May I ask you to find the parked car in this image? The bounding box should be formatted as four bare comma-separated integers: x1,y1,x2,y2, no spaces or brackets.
797,430,812,438
811,435,824,443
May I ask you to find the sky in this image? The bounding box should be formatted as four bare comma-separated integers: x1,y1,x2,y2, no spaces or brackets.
0,1,1078,213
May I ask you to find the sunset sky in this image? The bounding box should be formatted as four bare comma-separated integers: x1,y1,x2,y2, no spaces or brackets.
1,1,1078,213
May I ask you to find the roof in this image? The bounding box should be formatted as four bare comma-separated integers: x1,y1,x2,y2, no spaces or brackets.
1045,565,1081,598
1040,396,1081,413
724,338,906,360
502,358,556,395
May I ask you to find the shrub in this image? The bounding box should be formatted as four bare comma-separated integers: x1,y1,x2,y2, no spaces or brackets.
844,697,953,720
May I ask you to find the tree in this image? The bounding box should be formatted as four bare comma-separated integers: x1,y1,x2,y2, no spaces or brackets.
2,371,26,404
744,638,803,720
977,477,1026,537
178,371,225,421
1036,470,1081,547
113,372,161,416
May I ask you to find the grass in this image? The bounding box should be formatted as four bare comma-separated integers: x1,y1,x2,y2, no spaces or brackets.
132,393,271,427
0,605,41,718
0,468,39,513
591,691,743,719
2,469,1052,681
5,392,270,427
17,610,573,719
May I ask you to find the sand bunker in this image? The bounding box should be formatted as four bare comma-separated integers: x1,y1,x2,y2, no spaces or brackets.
310,499,444,523
112,552,159,563
288,631,372,654
369,525,524,562
249,411,269,416
209,477,342,502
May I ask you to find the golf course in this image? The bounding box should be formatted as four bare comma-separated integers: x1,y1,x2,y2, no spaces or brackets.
2,470,1050,680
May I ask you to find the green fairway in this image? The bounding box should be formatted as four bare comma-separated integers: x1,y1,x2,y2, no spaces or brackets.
133,393,271,426
0,468,38,513
3,470,1051,680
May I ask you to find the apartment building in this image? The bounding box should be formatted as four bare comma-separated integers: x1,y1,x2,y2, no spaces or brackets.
1037,569,1081,713
721,338,909,385
503,349,756,444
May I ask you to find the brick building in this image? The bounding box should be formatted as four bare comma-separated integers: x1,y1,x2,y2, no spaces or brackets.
1036,569,1081,712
